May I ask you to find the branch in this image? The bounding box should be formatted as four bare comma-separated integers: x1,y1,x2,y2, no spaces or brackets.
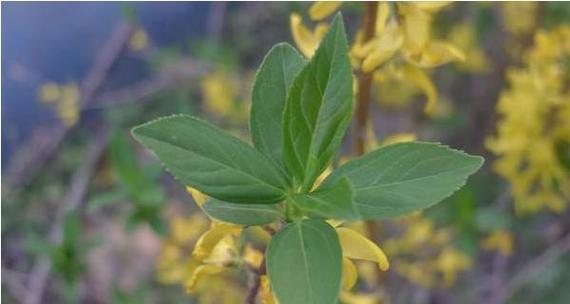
24,127,111,304
5,22,133,189
503,233,570,300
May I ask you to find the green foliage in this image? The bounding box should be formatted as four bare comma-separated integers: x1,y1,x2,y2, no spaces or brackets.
203,199,282,226
98,133,167,235
132,14,483,304
312,142,484,220
132,115,291,204
250,43,304,168
266,219,342,304
282,16,353,191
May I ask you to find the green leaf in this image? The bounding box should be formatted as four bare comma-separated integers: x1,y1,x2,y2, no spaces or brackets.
267,219,342,304
282,14,353,191
250,43,305,167
202,199,282,225
319,142,484,220
291,177,359,220
132,115,290,204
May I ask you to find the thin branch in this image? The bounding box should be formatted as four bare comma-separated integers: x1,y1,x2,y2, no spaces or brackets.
503,233,570,300
5,22,133,189
24,127,111,304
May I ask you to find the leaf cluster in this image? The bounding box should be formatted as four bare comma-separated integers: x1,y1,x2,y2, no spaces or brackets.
133,14,483,304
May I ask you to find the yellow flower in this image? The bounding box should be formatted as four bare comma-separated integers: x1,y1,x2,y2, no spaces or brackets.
309,1,342,21
336,227,390,289
481,230,515,257
129,28,149,52
290,13,329,58
38,82,60,103
200,70,251,122
486,26,570,215
38,82,80,126
447,23,490,73
432,247,471,287
260,275,277,304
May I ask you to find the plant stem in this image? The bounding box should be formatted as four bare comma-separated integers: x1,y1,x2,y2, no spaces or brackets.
246,256,267,304
353,1,378,156
353,1,385,287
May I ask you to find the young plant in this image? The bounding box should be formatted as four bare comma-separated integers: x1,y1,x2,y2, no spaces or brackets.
133,14,483,304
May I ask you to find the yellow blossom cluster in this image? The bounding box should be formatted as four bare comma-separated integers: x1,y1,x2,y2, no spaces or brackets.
161,185,392,303
486,26,570,215
383,214,472,288
38,82,80,126
291,1,466,114
500,2,539,60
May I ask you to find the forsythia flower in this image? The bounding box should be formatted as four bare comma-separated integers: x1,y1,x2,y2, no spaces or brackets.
294,1,465,115
38,82,80,126
155,188,248,303
383,214,470,288
486,26,570,214
129,27,150,52
481,230,515,257
447,23,490,73
200,70,250,122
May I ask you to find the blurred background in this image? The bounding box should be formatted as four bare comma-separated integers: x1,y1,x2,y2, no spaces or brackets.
1,2,569,303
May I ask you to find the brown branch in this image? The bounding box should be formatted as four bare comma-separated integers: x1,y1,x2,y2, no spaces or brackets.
351,1,385,288
24,127,111,304
503,233,570,300
245,256,267,304
5,22,133,189
352,1,378,156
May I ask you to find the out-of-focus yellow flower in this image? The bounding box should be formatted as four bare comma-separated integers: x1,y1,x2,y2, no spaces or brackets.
309,1,342,21
340,290,383,304
156,188,248,302
261,275,277,304
200,70,250,122
290,13,329,58
291,2,465,115
156,214,209,284
383,214,470,288
448,23,490,73
129,28,149,51
432,247,471,287
502,2,538,37
39,82,60,103
481,230,515,257
486,26,570,215
38,82,80,126
395,260,435,288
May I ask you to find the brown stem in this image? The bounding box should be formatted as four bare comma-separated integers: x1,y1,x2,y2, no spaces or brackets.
352,1,378,156
245,256,267,304
351,1,384,287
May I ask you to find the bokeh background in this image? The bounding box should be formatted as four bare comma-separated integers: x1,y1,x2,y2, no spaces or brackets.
2,2,570,303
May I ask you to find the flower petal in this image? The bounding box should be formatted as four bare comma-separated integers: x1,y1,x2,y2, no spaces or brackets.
309,1,342,21
290,13,326,58
405,41,466,68
337,227,390,271
342,258,358,290
192,223,242,261
185,264,225,294
261,275,278,304
186,186,208,207
399,64,437,114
